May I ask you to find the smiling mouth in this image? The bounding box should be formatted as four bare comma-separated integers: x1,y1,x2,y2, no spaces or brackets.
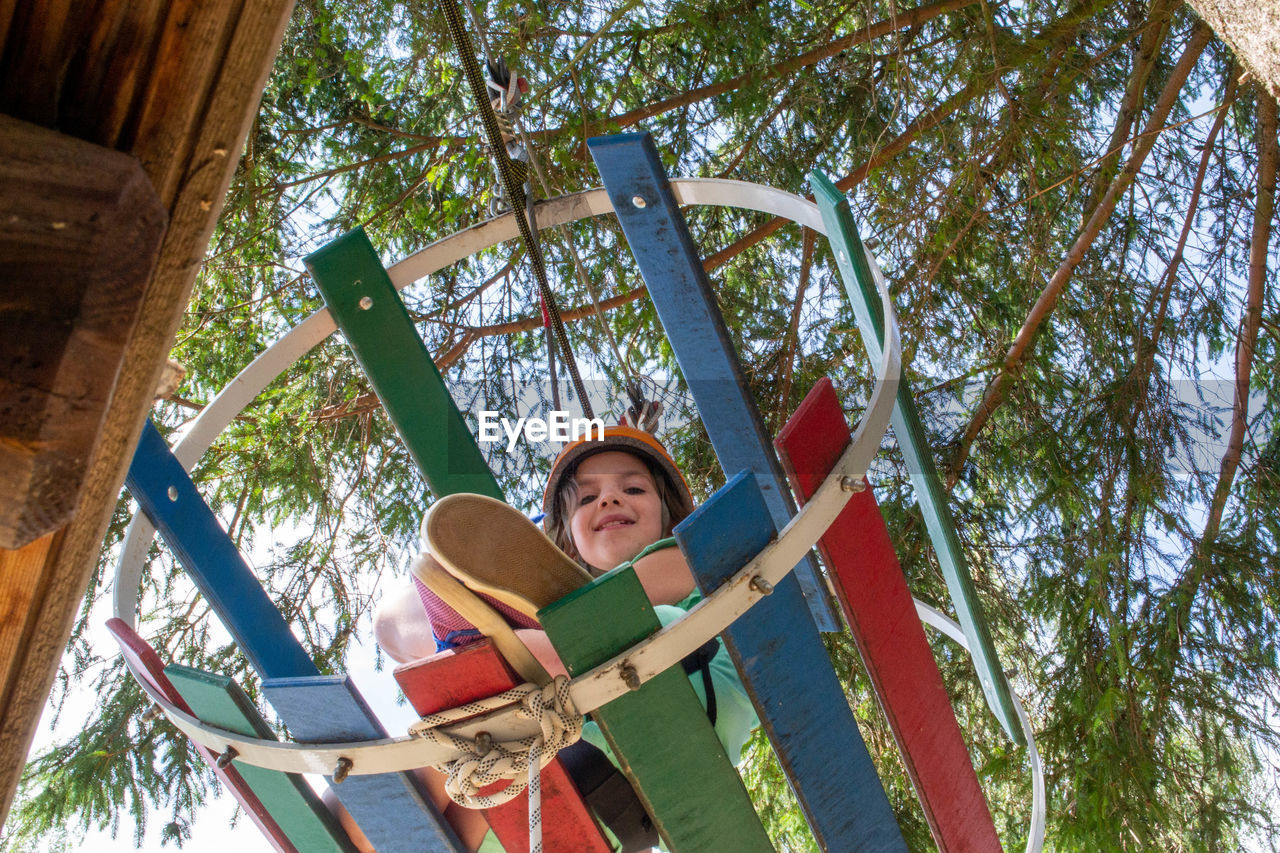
595,519,633,531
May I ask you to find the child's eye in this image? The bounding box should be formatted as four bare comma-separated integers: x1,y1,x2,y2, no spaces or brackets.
578,493,597,506
625,486,647,495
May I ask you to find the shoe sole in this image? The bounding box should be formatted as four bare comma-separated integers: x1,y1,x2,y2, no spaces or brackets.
424,494,593,621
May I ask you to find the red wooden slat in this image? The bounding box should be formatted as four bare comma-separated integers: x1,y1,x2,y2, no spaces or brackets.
105,618,297,853
395,641,612,853
775,379,1002,853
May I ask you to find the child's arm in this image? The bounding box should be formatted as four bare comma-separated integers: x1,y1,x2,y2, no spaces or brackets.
373,579,438,664
630,543,696,606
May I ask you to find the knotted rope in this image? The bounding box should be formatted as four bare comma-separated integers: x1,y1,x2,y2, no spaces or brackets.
409,675,582,853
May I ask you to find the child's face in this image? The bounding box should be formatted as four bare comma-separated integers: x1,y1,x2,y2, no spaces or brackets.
568,451,665,573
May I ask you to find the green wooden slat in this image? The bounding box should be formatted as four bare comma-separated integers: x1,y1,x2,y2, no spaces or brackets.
808,172,1023,744
539,567,772,853
165,665,357,853
305,229,502,500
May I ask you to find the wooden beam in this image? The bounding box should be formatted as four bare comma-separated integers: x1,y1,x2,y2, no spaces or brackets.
165,664,357,853
306,230,503,501
587,131,838,632
125,420,321,680
0,115,166,549
808,171,1022,743
0,534,59,720
776,378,1001,852
262,675,465,853
676,471,908,852
0,0,298,825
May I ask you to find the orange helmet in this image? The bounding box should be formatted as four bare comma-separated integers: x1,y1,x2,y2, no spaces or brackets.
541,425,693,519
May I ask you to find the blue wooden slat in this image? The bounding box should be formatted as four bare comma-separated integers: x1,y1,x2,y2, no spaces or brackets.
807,172,1022,744
126,421,462,851
675,471,908,853
125,420,318,680
263,676,464,853
588,132,837,632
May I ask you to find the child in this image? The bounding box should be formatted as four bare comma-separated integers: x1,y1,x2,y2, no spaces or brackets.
369,425,758,851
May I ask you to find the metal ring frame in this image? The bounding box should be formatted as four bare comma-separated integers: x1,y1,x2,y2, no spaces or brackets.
112,179,1044,851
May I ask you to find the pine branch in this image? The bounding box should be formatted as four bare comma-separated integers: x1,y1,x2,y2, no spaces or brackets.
775,228,815,427
946,22,1213,487
1199,90,1277,548
1136,66,1238,378
1080,0,1176,213
573,0,980,140
701,0,1110,272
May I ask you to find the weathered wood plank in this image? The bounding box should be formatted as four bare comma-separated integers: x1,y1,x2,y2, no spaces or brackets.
396,641,612,853
808,172,1022,743
262,675,464,853
128,0,234,204
0,0,297,825
776,377,1002,852
124,420,319,680
306,229,504,501
540,567,772,853
676,471,908,852
587,131,837,632
104,618,296,853
165,664,357,853
0,0,77,125
0,115,166,549
69,0,169,147
0,535,58,716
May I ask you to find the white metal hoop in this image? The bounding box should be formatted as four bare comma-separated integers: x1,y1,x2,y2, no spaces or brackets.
111,179,1041,850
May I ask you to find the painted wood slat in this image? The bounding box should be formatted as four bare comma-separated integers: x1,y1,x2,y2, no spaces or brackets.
395,641,613,853
587,131,836,632
126,422,459,851
103,619,296,853
808,172,1021,743
675,471,908,852
539,567,773,853
775,378,1001,852
305,228,503,501
262,675,464,853
164,665,358,853
124,420,318,680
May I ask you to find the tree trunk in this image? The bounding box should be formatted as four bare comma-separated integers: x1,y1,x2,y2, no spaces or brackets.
1189,0,1280,99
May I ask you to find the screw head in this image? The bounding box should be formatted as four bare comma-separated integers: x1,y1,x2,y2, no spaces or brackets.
167,486,179,501
358,296,373,310
840,476,866,493
631,195,647,208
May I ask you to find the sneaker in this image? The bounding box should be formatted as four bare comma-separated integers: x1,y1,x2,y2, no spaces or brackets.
410,553,550,685
423,493,594,621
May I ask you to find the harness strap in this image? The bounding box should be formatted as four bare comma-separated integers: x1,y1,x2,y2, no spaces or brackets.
680,637,720,726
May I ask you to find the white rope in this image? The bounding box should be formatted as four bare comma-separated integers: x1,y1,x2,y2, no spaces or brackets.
408,675,582,853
